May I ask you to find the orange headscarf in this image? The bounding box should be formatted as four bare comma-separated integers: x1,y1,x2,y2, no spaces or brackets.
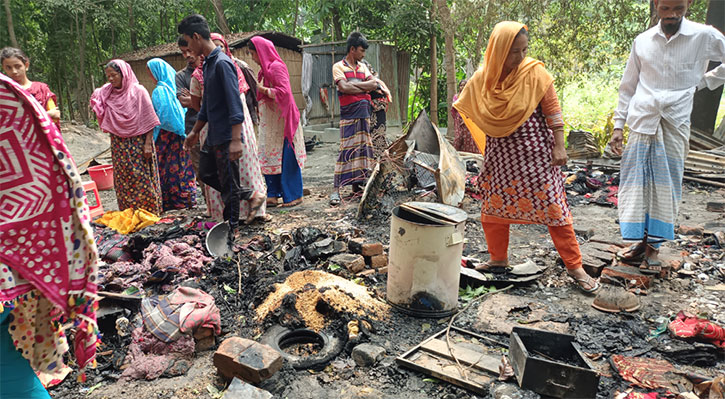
453,21,554,152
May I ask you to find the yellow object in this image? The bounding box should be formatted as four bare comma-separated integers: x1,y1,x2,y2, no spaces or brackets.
347,320,360,339
46,98,56,112
453,21,554,148
96,208,160,234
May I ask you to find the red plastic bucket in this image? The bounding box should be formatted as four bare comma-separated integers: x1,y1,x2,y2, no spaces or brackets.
87,164,114,190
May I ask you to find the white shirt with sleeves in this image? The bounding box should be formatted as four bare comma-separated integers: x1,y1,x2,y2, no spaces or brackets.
614,18,725,134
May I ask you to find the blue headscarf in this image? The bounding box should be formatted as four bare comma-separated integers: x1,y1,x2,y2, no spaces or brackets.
147,58,186,140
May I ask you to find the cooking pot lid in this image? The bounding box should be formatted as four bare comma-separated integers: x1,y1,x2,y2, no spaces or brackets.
401,202,467,224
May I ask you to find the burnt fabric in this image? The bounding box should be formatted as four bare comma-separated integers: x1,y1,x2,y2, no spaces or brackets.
120,327,194,381
610,355,678,390
141,287,221,343
668,311,725,348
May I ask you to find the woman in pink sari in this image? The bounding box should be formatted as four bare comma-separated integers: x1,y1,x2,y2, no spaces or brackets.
90,60,163,215
248,36,306,208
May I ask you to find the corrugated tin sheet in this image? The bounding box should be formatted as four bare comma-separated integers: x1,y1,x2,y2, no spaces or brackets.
302,42,410,127
114,31,301,63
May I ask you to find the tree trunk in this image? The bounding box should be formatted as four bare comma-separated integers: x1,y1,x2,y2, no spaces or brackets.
648,1,658,28
111,25,116,57
292,0,299,36
435,0,456,132
430,32,438,125
129,2,138,50
75,12,89,124
3,0,18,47
331,6,343,41
209,0,231,35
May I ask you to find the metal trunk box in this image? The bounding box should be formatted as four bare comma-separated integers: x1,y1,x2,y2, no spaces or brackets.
509,327,599,398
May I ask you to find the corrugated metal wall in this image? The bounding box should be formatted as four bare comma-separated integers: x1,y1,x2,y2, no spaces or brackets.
302,42,410,127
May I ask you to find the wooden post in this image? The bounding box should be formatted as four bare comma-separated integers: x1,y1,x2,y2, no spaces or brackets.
690,0,724,136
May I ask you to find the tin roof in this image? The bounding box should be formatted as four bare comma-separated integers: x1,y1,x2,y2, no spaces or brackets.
114,31,302,63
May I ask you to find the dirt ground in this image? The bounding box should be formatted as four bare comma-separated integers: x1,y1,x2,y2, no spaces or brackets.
52,126,725,399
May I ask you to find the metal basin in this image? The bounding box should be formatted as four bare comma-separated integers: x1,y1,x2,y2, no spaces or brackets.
205,222,233,258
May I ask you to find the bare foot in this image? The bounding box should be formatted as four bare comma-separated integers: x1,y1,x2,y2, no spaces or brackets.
244,193,266,225
278,198,302,208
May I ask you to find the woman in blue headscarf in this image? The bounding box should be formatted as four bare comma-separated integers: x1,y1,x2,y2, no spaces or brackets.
147,57,196,210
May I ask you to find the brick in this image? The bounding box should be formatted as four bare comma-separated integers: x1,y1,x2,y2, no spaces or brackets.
194,327,216,352
368,254,388,268
213,337,283,383
677,225,704,236
600,265,652,289
362,242,383,256
348,239,383,256
356,266,388,276
330,253,365,273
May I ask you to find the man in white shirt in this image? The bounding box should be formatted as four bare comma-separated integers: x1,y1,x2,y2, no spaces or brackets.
609,0,725,274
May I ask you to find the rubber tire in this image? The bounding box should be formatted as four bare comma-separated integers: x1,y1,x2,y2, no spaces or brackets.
262,325,345,370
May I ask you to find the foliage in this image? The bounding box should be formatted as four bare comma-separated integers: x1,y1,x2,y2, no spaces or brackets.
0,0,717,133
459,284,495,304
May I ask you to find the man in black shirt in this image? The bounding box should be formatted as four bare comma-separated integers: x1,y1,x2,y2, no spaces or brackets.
178,14,265,240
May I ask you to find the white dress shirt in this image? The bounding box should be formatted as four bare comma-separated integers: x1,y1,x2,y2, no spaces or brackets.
614,18,725,134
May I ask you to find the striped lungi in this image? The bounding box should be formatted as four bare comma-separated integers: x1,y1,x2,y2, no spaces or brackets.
334,118,373,188
618,118,689,243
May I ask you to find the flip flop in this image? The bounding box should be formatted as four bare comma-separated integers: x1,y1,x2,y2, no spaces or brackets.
571,274,601,294
329,192,341,206
266,198,279,208
474,262,511,274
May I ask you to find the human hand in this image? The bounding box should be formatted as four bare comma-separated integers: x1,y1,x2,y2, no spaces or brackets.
229,139,243,161
183,131,199,152
551,144,567,166
143,141,154,160
609,129,624,156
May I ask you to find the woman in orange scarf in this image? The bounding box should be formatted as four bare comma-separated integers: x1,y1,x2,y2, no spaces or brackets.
454,21,599,294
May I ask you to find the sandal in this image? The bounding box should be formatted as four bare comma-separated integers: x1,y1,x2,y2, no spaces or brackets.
246,214,273,225
278,198,303,208
474,261,511,274
617,242,646,265
329,192,341,206
266,198,279,208
572,275,601,294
